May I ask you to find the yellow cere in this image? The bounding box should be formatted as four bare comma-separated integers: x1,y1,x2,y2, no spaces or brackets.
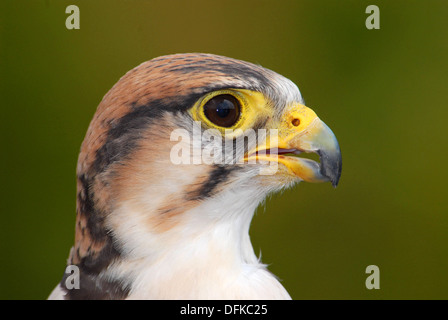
276,104,319,149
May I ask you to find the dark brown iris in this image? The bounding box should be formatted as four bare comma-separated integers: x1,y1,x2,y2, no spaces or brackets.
203,94,241,127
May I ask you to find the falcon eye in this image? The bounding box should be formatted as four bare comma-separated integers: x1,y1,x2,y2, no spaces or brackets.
203,94,241,128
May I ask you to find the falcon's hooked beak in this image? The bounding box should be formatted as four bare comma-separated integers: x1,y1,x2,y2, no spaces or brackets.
246,104,342,187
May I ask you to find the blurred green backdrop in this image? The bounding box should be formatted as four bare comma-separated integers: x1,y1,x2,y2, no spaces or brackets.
1,0,447,300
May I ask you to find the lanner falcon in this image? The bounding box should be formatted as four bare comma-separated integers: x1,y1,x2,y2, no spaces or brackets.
48,53,341,300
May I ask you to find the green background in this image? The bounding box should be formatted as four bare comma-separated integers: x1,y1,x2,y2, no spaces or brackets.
1,0,447,300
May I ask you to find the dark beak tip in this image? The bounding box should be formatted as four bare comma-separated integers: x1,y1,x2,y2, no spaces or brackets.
331,178,340,188
332,165,342,188
318,152,342,189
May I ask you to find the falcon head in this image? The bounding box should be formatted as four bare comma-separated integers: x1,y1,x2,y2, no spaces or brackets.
54,53,341,300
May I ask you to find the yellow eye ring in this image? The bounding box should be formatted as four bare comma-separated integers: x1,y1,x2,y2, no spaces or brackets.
191,89,249,132
189,89,272,137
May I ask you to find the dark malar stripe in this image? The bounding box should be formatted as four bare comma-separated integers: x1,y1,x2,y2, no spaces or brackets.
189,165,233,200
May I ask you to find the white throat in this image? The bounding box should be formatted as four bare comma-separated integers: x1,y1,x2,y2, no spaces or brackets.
107,182,291,299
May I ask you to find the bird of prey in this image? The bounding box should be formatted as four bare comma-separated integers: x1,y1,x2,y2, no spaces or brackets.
48,53,341,300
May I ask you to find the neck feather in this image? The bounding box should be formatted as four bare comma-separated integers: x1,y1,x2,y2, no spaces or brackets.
104,185,290,299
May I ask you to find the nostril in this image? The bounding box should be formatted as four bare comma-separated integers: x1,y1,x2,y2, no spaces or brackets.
292,118,301,127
